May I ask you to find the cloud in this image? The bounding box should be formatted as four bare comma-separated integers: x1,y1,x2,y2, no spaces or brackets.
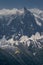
0,8,24,15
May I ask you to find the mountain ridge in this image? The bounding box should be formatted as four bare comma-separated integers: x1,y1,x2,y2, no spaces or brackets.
0,8,43,39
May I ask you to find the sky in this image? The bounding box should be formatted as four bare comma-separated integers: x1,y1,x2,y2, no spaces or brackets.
0,0,43,9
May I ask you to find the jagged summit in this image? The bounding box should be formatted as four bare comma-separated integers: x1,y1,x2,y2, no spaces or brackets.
24,7,32,15
24,7,29,13
0,8,43,65
0,8,43,39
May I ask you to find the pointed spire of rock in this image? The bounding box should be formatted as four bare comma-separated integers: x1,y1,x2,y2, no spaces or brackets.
24,7,31,15
24,7,28,13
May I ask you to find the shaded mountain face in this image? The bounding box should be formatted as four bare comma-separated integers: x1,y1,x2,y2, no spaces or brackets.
0,48,22,65
0,46,41,65
0,8,43,39
0,8,43,65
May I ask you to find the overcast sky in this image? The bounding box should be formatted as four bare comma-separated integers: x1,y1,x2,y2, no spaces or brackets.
0,0,43,9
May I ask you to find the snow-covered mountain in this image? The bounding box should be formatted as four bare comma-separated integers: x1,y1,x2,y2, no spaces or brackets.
0,34,43,65
0,8,43,65
30,8,43,26
0,8,43,39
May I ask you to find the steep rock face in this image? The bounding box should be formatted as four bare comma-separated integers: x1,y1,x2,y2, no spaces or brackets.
0,8,43,65
0,8,43,39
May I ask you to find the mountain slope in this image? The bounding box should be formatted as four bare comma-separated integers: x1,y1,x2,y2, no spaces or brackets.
0,8,43,39
0,8,43,65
